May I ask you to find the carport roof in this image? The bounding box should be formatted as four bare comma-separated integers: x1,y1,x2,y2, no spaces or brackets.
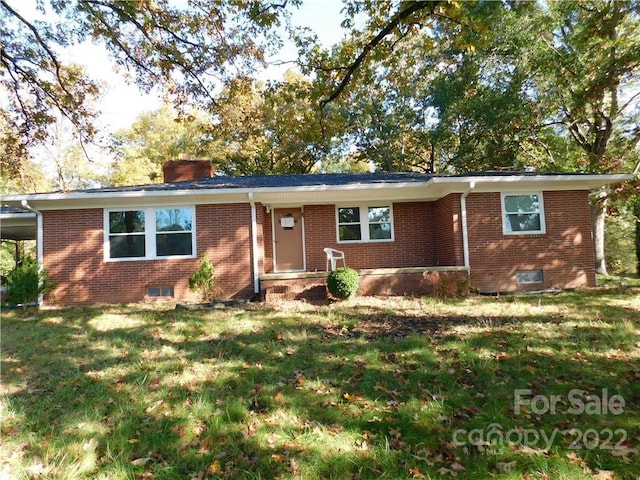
0,206,37,241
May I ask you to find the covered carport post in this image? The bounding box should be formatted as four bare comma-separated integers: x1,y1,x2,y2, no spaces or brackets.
0,206,38,290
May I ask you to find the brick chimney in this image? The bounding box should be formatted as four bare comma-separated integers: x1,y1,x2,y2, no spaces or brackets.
162,157,214,183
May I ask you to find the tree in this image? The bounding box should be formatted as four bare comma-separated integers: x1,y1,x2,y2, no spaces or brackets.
200,72,345,175
110,73,347,179
527,1,640,274
0,0,296,184
110,104,214,186
303,0,639,273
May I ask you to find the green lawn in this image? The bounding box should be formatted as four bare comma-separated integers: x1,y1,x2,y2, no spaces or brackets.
1,288,639,479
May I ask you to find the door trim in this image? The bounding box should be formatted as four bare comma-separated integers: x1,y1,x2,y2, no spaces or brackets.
272,206,306,273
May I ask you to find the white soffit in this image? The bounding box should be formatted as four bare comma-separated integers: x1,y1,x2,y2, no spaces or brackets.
1,174,633,210
430,174,633,193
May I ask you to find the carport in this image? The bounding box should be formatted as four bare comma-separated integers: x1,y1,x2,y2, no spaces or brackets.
0,205,38,268
1,206,37,241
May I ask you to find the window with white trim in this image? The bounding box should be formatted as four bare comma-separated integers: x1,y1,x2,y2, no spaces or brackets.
147,286,175,297
501,193,546,235
105,207,196,260
337,205,394,243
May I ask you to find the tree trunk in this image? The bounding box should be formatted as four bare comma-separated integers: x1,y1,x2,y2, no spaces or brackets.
634,198,640,277
591,199,608,276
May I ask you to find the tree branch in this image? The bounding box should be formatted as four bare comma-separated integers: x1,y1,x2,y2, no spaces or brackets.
0,0,74,100
616,89,640,117
319,1,439,108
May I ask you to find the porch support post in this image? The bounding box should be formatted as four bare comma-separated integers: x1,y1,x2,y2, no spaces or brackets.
21,200,44,305
248,193,260,295
460,181,475,269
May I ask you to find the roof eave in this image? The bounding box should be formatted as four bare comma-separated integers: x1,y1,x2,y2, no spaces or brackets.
1,173,633,210
431,173,634,192
1,181,435,210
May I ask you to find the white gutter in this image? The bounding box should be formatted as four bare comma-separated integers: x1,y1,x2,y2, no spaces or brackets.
20,200,44,306
1,174,632,210
248,192,260,295
460,182,475,269
430,173,633,186
1,180,432,203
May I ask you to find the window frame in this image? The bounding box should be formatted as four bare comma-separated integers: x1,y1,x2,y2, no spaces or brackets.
104,206,197,261
516,270,544,285
500,192,546,235
335,204,395,244
147,286,175,297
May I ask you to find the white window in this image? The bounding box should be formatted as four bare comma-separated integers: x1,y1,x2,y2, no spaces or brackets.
336,205,394,243
501,193,545,235
105,207,196,261
147,286,174,297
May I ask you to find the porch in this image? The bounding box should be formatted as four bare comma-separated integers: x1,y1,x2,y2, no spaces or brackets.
259,266,470,302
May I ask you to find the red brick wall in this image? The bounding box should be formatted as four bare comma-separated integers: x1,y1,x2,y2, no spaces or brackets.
162,160,213,182
42,204,254,306
434,194,464,266
466,190,596,292
196,204,254,299
301,202,437,272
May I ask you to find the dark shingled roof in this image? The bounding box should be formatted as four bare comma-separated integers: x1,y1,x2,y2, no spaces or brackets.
36,171,596,195
47,172,435,194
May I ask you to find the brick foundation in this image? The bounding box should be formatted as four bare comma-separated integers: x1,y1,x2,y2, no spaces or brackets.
260,268,470,302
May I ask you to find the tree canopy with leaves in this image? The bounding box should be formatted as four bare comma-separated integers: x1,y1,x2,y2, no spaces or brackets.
0,0,296,183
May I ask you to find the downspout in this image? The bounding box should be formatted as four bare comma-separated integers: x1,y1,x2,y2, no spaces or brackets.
248,192,260,296
460,181,475,269
21,200,44,306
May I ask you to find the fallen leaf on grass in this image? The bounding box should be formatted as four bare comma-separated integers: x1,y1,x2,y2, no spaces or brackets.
408,466,426,478
25,463,46,476
608,447,638,462
343,392,364,402
131,457,152,466
145,400,164,413
515,445,548,456
192,422,206,437
288,458,299,475
566,452,585,466
207,460,220,474
412,448,436,466
496,461,516,473
591,471,615,480
523,473,548,480
437,467,458,477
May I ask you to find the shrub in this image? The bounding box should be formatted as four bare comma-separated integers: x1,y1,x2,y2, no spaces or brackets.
188,254,217,303
327,267,359,300
4,257,54,306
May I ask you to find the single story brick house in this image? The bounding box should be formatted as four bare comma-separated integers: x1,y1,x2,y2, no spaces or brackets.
0,160,631,305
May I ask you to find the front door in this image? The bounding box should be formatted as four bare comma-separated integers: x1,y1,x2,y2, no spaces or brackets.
273,208,305,272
